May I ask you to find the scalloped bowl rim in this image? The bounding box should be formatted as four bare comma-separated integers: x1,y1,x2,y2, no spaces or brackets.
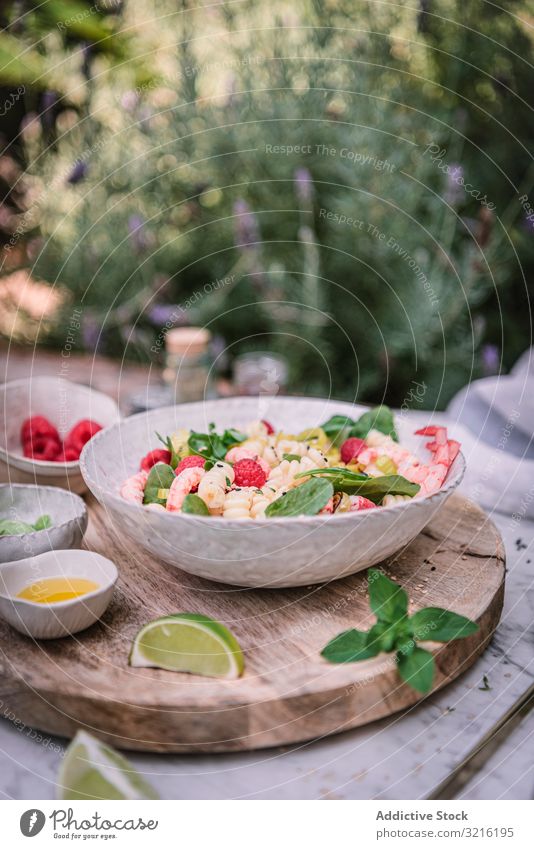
80,398,466,527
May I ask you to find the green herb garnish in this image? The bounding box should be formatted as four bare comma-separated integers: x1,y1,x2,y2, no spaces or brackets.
282,453,302,462
0,514,52,536
321,405,398,445
321,569,478,693
187,424,246,466
295,468,419,503
143,463,176,505
265,478,333,518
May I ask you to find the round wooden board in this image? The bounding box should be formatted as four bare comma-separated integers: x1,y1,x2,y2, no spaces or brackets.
0,494,505,753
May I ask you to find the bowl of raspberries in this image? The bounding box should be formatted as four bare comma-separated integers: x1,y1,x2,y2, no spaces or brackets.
0,377,120,493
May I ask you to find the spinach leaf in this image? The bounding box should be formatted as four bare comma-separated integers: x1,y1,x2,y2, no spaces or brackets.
181,494,210,515
350,406,398,441
296,468,419,503
265,478,333,517
143,464,176,505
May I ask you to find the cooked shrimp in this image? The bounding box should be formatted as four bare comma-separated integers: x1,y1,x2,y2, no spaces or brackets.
166,466,206,512
120,470,148,503
405,462,448,496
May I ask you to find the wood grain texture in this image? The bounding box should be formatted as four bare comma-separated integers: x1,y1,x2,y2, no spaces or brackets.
0,493,505,752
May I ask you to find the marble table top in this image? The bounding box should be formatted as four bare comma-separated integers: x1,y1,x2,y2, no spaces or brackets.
0,508,532,801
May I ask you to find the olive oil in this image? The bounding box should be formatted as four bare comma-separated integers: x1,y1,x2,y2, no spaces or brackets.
17,577,99,604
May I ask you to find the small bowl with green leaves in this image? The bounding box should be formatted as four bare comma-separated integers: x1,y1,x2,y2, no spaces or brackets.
0,484,88,563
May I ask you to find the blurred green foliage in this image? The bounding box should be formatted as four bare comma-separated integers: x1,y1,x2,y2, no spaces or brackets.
4,0,534,407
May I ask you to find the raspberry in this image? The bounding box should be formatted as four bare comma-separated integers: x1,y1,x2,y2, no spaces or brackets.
261,419,274,434
21,416,59,445
233,458,267,488
65,419,103,454
56,447,80,463
175,454,205,475
23,435,62,461
340,437,366,464
140,449,172,471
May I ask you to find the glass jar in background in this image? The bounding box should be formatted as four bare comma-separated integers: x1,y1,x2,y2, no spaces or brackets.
163,327,214,403
233,352,289,396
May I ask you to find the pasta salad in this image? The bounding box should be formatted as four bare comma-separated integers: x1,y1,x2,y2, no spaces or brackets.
119,407,460,519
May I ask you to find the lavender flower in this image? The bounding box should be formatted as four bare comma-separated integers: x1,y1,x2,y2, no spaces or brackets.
147,304,184,326
39,90,58,132
294,167,313,204
67,160,88,184
481,344,500,376
233,199,260,248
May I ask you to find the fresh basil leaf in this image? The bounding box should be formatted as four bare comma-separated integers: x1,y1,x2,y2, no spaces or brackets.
0,518,36,536
366,620,400,653
397,646,435,693
181,494,210,515
350,406,398,442
143,463,176,505
265,478,333,517
33,514,52,531
368,569,408,623
320,414,356,446
282,453,302,462
321,628,379,663
410,607,479,642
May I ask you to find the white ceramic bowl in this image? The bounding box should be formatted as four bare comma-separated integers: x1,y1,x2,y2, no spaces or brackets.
80,397,465,588
0,377,121,493
0,549,117,639
0,484,88,563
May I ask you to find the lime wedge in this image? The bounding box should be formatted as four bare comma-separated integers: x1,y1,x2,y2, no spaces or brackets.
129,612,245,679
58,731,159,800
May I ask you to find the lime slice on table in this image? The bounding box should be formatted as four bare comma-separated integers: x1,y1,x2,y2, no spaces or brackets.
129,612,245,679
58,731,158,800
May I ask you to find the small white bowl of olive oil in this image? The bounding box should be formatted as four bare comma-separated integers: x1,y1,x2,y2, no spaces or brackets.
0,549,118,639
